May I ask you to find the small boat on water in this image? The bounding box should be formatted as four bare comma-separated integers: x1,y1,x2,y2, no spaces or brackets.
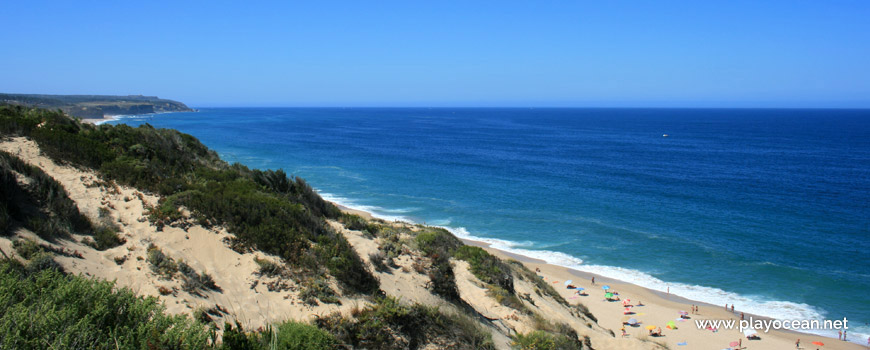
662,134,669,137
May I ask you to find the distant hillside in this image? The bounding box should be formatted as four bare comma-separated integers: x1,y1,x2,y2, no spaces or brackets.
0,93,194,119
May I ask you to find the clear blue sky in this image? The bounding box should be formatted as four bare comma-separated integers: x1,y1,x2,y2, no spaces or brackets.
1,1,869,108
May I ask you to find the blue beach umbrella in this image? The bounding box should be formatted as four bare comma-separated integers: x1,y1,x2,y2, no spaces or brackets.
602,285,611,290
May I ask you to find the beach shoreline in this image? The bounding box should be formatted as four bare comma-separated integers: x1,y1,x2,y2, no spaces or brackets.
334,202,866,349
81,110,182,125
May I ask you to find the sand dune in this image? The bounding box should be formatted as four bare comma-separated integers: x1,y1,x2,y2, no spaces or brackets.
4,135,859,349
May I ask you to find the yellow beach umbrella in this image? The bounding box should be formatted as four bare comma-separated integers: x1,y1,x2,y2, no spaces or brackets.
646,325,657,330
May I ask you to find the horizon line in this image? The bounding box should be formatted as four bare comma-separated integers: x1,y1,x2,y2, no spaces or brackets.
189,105,870,110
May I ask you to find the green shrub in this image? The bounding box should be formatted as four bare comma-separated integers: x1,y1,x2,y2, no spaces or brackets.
146,244,178,278
253,256,285,277
299,277,340,305
414,227,463,258
506,260,569,307
487,285,528,313
512,330,579,350
179,260,221,294
92,224,125,250
316,296,494,350
0,258,210,349
454,246,514,294
428,254,460,300
369,251,391,273
12,239,42,260
270,321,338,350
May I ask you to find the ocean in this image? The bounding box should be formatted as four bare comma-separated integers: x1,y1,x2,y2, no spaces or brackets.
108,108,870,342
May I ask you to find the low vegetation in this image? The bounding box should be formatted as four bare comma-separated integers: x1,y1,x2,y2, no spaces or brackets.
413,227,463,300
220,320,338,350
0,258,210,349
316,296,495,350
0,105,379,300
0,150,123,249
511,330,581,350
454,245,514,294
146,244,220,295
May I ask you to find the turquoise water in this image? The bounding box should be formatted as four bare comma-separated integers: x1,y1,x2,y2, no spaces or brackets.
110,108,870,341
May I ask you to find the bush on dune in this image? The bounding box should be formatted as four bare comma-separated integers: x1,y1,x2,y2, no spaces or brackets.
0,258,210,349
316,296,494,350
0,105,379,299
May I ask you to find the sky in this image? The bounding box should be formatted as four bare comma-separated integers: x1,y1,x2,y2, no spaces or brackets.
1,1,869,108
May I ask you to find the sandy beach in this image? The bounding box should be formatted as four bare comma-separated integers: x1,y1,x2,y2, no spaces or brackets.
457,238,866,350
331,201,867,350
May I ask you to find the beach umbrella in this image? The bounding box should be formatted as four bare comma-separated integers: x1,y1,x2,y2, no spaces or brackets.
605,292,614,298
646,325,657,330
575,287,584,291
564,280,573,286
678,310,688,315
812,341,824,346
602,285,611,290
623,308,632,314
742,328,757,337
666,321,677,329
627,318,638,325
729,341,739,347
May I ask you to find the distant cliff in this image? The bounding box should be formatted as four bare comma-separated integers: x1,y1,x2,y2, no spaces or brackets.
0,93,194,119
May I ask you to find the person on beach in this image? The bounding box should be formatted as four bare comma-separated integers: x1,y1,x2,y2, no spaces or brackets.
843,330,846,341
839,330,842,340
695,305,699,314
740,312,744,321
691,304,695,314
725,303,728,311
731,305,735,313
591,276,595,285
795,338,800,349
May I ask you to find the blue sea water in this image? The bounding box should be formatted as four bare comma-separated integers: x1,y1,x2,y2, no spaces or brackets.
110,108,870,341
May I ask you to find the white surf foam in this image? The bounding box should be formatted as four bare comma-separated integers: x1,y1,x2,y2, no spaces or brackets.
319,192,414,223
319,191,862,343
